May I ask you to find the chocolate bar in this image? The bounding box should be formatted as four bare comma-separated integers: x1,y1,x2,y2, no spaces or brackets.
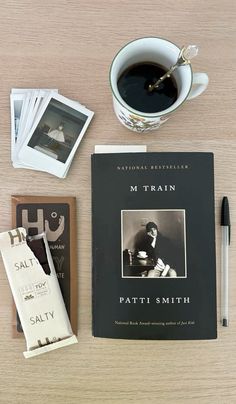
11,196,77,337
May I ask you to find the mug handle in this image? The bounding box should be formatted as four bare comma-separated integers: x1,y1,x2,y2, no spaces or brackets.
187,72,209,100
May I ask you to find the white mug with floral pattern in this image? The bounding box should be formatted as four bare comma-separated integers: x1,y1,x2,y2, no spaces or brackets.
109,37,209,133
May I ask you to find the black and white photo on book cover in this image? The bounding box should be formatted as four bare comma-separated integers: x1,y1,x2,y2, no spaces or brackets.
121,209,187,279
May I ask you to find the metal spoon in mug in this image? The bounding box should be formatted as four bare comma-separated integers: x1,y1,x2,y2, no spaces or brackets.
148,45,199,92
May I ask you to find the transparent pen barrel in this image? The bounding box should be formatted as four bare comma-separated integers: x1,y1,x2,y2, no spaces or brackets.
221,226,229,325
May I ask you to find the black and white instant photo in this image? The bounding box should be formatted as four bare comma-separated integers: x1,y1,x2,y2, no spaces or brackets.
27,98,89,164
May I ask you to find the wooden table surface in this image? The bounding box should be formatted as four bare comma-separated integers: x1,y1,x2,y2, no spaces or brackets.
0,1,235,403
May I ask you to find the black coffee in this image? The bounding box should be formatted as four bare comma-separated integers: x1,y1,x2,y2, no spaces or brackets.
117,62,178,113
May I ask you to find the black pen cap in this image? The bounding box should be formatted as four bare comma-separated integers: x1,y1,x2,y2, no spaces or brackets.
221,196,230,226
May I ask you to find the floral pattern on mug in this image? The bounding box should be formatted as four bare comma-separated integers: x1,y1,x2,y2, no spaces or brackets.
118,111,169,133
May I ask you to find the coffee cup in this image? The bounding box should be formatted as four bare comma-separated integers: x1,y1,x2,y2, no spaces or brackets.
109,37,209,132
137,251,148,258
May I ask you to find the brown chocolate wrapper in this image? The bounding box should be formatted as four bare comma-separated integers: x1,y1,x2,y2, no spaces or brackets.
11,196,77,337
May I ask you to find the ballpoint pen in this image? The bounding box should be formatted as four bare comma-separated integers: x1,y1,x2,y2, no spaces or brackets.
221,196,231,327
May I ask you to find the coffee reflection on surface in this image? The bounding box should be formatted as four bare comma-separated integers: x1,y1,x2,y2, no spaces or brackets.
117,62,178,113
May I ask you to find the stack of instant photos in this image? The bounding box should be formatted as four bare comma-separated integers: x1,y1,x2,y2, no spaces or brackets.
10,88,94,178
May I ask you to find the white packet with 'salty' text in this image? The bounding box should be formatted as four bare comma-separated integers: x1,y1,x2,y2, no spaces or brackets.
0,227,77,358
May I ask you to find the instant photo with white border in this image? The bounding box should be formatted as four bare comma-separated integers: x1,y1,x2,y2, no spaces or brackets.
121,209,187,279
17,91,31,147
17,92,94,178
10,93,25,161
11,90,52,169
11,89,64,173
13,89,59,153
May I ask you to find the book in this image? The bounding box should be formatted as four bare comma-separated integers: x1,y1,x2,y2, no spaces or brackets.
11,195,77,337
92,152,217,339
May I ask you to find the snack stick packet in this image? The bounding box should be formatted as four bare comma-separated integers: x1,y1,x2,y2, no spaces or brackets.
0,228,77,358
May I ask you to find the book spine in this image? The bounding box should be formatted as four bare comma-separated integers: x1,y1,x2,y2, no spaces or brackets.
91,156,97,336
